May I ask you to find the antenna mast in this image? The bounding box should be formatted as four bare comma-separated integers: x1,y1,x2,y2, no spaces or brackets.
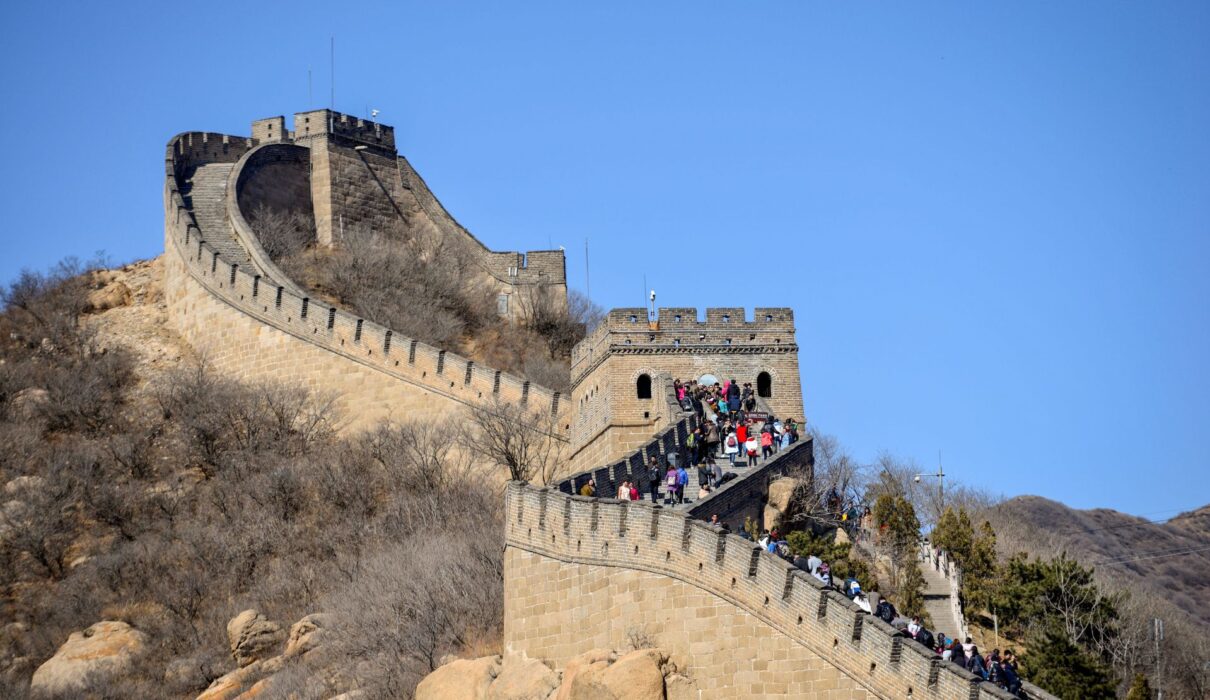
584,238,591,302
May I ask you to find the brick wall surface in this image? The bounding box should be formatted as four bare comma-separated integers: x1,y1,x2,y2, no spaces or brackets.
568,306,804,470
505,482,1020,700
163,131,569,436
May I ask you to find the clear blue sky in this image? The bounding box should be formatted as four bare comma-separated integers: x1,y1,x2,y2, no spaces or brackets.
2,2,1207,516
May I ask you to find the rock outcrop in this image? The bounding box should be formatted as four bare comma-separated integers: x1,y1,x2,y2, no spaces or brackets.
226,609,285,668
486,657,559,700
415,655,502,700
30,621,148,695
763,476,799,531
284,613,332,659
419,648,688,700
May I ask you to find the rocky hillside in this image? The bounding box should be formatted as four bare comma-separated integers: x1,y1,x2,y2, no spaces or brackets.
1,258,505,699
984,496,1210,629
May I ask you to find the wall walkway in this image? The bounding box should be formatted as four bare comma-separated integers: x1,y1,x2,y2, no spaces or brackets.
504,482,1021,700
162,131,567,434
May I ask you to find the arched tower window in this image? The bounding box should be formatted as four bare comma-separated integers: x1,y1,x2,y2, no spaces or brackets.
636,374,652,399
757,371,772,398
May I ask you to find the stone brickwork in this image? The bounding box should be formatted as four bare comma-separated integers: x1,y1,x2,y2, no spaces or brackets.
504,482,1020,700
567,307,804,472
281,108,567,319
163,131,567,435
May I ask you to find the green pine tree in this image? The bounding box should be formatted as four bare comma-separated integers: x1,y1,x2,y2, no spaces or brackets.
1020,628,1117,700
962,520,999,614
1125,673,1152,700
898,560,929,624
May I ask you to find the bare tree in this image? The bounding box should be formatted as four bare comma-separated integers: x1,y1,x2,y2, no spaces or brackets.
787,428,864,528
247,203,315,261
461,398,563,484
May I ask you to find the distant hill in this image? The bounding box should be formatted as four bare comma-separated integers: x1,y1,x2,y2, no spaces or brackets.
984,496,1210,629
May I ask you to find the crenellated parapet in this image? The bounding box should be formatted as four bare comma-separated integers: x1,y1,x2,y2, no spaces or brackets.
162,131,568,433
505,481,1025,700
568,307,804,471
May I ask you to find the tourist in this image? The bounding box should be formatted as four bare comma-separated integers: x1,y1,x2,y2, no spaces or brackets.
745,433,759,466
760,428,774,460
648,456,661,503
664,465,678,505
579,478,596,497
617,481,630,500
727,379,741,413
966,646,987,679
710,514,720,526
723,428,740,465
875,598,897,624
698,483,710,500
696,457,711,490
675,462,689,504
948,640,966,666
704,420,720,459
629,481,640,501
907,617,922,638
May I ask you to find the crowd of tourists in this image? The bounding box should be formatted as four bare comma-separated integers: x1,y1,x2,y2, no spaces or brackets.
735,524,1029,698
671,376,802,503
578,376,804,504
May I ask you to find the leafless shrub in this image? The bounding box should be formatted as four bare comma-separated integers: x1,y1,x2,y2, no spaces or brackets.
625,625,656,651
461,398,563,484
248,203,315,260
788,428,863,528
323,526,504,699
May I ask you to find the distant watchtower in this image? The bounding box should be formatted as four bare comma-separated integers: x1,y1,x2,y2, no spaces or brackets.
243,109,568,322
567,307,804,471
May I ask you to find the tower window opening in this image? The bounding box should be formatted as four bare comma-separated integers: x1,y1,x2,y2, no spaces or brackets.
757,371,772,398
636,374,652,399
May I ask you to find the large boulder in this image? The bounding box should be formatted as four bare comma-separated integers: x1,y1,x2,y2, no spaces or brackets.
764,477,800,530
567,649,666,700
30,621,147,695
554,649,613,700
766,477,798,512
663,673,698,700
227,610,285,668
284,613,332,658
487,657,560,700
415,655,502,700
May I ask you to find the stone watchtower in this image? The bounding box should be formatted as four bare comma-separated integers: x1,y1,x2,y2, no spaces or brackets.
567,307,804,471
247,109,568,321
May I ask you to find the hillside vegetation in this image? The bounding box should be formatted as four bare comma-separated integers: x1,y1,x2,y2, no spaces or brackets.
250,206,599,392
0,259,504,699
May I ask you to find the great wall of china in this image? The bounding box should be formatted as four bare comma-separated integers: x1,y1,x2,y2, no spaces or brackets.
162,110,1056,699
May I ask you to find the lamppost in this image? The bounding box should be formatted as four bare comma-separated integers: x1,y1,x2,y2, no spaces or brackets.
914,456,946,520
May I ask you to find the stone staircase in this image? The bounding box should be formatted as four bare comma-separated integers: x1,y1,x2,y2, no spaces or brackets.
918,550,964,641
180,163,254,267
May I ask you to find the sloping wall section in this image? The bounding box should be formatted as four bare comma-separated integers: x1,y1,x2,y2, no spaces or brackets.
162,131,567,433
504,482,1020,700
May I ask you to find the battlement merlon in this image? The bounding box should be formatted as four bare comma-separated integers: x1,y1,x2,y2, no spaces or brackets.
571,306,799,375
288,109,396,155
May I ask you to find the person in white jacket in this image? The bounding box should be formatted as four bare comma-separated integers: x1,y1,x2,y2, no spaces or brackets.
723,428,740,466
